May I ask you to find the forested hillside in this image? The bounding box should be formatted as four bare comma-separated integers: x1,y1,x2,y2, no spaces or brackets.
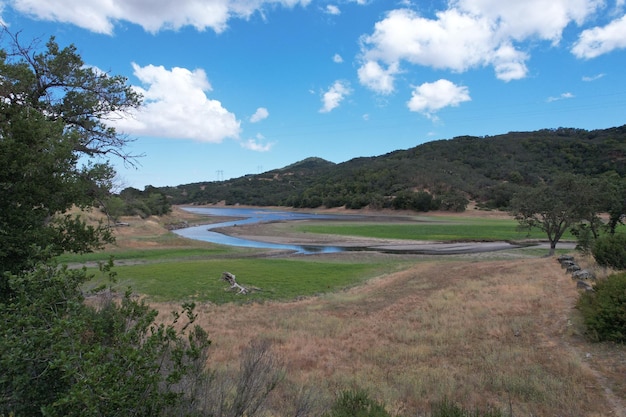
157,125,626,211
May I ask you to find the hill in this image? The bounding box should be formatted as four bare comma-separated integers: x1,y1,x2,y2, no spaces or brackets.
157,125,626,211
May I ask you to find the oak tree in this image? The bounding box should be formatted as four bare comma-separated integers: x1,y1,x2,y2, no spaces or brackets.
510,174,588,256
0,29,141,284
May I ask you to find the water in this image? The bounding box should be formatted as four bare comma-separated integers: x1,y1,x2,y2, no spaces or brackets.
173,207,347,254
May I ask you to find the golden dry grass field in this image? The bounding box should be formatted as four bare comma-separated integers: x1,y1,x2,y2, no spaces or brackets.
97,206,626,416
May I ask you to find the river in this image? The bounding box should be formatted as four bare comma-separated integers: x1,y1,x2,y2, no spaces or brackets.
173,207,348,254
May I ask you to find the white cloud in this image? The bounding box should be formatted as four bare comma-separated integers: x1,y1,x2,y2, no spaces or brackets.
9,0,312,34
333,53,344,63
546,92,575,102
358,1,602,91
491,42,529,82
357,60,399,95
582,73,605,81
572,14,626,58
407,79,471,119
110,63,241,142
454,0,601,43
325,5,340,15
250,107,269,123
320,80,351,113
241,134,274,152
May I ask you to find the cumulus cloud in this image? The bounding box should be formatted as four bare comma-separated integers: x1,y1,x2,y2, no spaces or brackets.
325,5,340,15
407,79,471,119
250,107,269,123
241,134,274,151
110,63,241,142
572,14,626,58
333,53,343,63
320,80,351,113
358,1,602,92
546,92,575,102
357,61,399,95
8,0,312,34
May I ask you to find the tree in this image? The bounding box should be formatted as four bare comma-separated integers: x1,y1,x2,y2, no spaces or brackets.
0,30,216,416
510,174,588,256
0,28,141,284
598,173,626,234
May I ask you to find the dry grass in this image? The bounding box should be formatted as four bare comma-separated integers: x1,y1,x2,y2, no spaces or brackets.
85,204,625,415
153,256,626,416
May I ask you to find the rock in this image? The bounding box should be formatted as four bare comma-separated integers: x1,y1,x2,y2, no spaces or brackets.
576,280,594,291
572,269,595,280
566,264,581,273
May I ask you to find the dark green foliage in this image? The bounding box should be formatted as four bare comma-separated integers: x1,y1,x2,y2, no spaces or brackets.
391,190,437,211
0,30,139,283
159,126,626,212
577,272,626,343
0,258,211,416
592,234,626,270
431,398,506,417
510,174,591,255
0,31,217,417
103,186,172,220
323,390,392,417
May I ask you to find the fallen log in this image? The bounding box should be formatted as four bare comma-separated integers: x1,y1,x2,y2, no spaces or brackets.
221,271,250,295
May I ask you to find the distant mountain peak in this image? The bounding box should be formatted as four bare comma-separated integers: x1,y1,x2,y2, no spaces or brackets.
280,157,335,171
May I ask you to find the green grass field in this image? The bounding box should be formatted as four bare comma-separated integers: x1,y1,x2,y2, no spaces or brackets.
296,217,560,241
86,258,398,304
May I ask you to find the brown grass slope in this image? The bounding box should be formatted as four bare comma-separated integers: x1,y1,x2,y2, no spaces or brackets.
156,256,625,416
98,206,625,415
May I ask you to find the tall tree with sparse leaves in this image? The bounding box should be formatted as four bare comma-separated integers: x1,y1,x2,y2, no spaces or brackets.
0,28,141,285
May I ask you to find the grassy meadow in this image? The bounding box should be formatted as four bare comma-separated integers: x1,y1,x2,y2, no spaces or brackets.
70,206,625,416
296,216,563,241
86,258,399,303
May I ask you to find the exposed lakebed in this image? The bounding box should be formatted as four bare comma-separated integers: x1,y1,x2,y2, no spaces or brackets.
173,207,532,255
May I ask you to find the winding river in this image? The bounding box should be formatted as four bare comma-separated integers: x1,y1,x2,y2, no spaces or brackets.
173,207,348,254
173,207,557,255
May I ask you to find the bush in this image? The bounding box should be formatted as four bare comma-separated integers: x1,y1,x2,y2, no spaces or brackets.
323,390,392,417
592,233,626,270
0,259,211,416
577,272,626,342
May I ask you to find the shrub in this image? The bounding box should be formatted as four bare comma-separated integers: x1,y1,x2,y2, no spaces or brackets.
592,233,626,270
577,272,626,342
323,390,392,417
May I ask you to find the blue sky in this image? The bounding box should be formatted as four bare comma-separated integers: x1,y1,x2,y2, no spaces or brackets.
2,0,626,189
